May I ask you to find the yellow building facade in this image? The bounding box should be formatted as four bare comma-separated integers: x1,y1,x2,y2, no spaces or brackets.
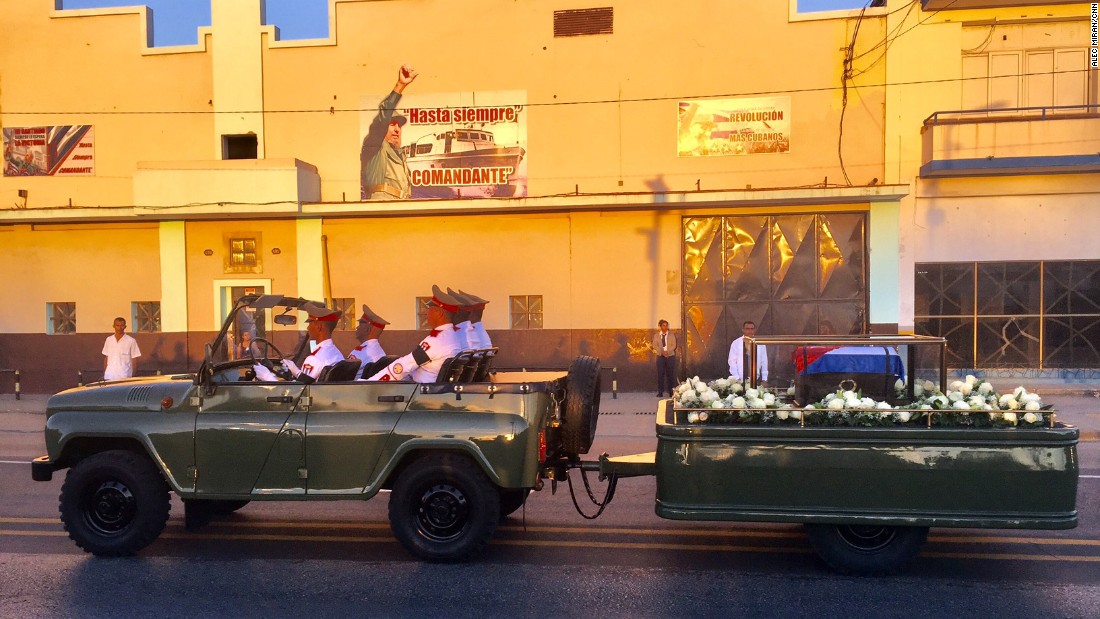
1,0,1096,392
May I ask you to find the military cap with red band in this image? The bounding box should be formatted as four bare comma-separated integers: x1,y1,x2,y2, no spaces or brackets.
359,303,390,329
430,285,461,313
458,289,489,311
306,310,341,322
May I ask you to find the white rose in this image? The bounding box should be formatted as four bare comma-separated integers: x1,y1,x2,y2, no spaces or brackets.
1023,393,1041,404
681,389,697,401
1014,386,1027,397
979,382,994,395
965,374,978,386
828,398,845,410
860,397,877,409
876,401,893,410
841,390,856,401
919,404,932,410
745,388,759,400
731,381,744,394
968,395,985,408
730,396,747,409
786,385,796,396
949,380,964,392
776,410,789,420
803,404,815,410
687,412,699,423
947,391,964,402
914,383,924,397
824,392,839,402
749,398,766,409
763,393,776,406
896,411,912,423
895,379,905,391
959,383,973,396
791,410,803,419
700,389,718,404
1025,400,1041,411
1005,398,1019,410
879,411,892,419
998,394,1013,407
934,395,949,407
1003,412,1017,424
923,380,937,392
698,411,709,422
989,412,1001,420
1023,412,1038,424
710,400,725,409
982,403,992,411
953,400,971,410
844,397,862,409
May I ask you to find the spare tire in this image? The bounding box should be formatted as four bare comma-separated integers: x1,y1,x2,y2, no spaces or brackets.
562,355,602,455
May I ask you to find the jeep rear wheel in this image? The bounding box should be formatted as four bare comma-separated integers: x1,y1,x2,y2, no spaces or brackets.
59,450,170,556
562,355,601,455
389,454,500,562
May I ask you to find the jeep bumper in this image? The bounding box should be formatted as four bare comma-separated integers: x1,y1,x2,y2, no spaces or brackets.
31,455,56,482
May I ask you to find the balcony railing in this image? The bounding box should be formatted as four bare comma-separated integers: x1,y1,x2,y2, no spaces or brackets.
920,104,1100,178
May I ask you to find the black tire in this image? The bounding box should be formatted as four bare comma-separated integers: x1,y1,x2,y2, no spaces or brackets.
562,355,602,455
389,454,500,562
498,488,531,519
804,524,929,576
59,450,171,557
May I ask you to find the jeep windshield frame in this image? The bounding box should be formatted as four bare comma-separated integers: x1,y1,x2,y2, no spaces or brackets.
196,294,325,385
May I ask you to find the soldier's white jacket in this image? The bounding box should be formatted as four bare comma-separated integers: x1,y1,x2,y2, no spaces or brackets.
366,323,463,383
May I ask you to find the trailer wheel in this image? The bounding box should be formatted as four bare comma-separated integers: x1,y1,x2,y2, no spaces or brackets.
804,524,928,575
389,454,500,562
59,450,170,556
498,488,530,519
562,355,601,455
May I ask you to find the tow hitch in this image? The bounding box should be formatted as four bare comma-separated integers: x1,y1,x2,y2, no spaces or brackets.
541,452,657,520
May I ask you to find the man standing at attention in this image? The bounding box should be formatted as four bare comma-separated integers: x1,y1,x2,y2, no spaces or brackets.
361,64,418,200
102,317,141,380
651,319,677,397
728,320,768,385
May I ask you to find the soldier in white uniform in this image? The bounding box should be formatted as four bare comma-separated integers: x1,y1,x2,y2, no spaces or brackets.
459,289,493,349
348,303,389,379
254,308,345,383
447,288,475,350
366,286,463,383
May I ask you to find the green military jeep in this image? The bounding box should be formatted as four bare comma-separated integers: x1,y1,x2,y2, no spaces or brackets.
32,294,601,561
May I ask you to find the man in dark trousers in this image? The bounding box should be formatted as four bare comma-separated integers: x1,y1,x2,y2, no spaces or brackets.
651,319,677,397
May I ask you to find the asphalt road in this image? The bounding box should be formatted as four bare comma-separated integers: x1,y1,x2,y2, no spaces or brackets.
3,395,1100,617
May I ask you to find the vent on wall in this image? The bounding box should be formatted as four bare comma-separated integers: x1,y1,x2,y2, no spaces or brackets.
553,7,613,37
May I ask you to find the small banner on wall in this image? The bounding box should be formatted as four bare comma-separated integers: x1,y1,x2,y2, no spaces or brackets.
677,97,790,157
3,125,95,176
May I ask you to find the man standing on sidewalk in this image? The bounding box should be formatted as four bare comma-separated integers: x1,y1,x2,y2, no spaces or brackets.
651,319,677,397
102,317,141,380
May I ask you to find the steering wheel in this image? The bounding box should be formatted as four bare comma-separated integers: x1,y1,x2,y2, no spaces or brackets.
251,337,293,380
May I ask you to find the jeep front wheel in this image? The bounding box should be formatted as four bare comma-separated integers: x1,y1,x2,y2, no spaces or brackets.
59,450,171,556
389,454,500,562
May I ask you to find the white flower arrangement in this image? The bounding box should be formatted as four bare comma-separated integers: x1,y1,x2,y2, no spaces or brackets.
675,375,1052,429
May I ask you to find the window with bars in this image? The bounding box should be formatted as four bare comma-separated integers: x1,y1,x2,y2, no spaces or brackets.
47,302,76,335
326,297,356,330
915,260,1100,369
224,234,262,274
132,301,161,333
509,295,543,329
415,296,432,329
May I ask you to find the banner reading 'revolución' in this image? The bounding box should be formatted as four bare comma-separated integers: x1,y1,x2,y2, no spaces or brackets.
677,97,790,157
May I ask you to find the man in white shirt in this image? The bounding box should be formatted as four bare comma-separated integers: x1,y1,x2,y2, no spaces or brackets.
728,320,768,385
102,317,141,380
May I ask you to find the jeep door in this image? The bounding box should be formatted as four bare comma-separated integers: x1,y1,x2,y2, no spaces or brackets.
194,381,308,496
303,382,415,494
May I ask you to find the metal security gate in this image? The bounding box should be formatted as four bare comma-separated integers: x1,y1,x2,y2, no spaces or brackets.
682,213,869,379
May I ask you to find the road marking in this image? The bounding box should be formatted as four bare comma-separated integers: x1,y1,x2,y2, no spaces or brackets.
6,528,1100,563
0,460,30,465
1080,475,1100,479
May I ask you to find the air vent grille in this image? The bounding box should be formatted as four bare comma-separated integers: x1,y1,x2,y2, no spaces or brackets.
127,386,153,403
553,7,613,37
